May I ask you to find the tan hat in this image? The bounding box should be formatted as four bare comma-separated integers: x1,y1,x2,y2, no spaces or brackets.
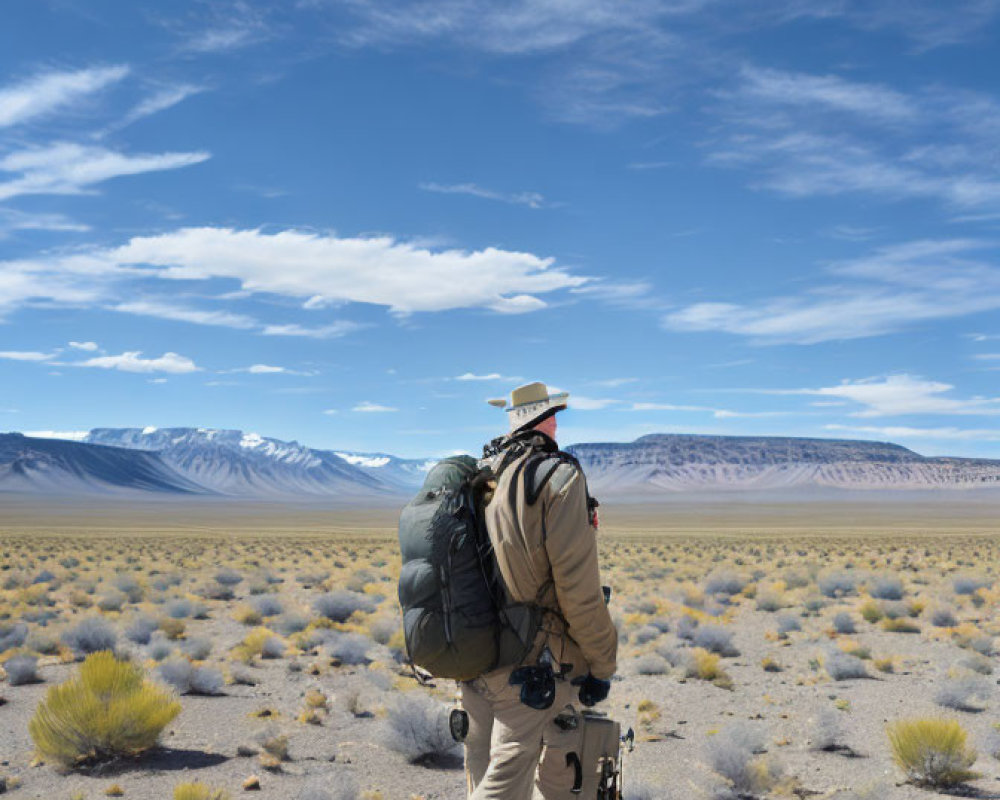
488,381,569,433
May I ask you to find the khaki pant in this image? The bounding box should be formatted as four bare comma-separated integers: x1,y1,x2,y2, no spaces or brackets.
461,667,582,800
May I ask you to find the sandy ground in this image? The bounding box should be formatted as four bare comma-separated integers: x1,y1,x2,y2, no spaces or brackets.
1,497,999,799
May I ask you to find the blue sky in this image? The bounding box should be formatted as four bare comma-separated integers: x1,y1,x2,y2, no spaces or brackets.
2,0,1000,459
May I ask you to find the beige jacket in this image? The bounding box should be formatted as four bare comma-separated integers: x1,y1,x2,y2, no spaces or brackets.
483,433,618,680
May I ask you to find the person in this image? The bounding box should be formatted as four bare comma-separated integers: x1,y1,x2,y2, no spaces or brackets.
461,381,618,799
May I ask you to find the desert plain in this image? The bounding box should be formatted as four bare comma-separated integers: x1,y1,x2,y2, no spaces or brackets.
1,495,999,800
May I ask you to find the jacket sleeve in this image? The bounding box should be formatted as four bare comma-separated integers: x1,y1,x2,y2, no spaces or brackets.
542,466,618,680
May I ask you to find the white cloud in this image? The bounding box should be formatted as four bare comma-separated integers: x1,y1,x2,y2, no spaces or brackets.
455,372,520,382
0,65,128,128
0,143,211,201
322,409,338,415
74,351,201,374
111,84,204,130
0,350,56,361
759,374,1000,418
592,377,638,387
68,341,99,351
972,353,1000,361
112,300,257,329
0,208,90,237
710,65,1000,210
420,182,547,209
663,239,1000,344
569,396,619,411
826,424,1000,442
352,401,398,413
19,226,587,315
23,430,89,441
261,321,365,338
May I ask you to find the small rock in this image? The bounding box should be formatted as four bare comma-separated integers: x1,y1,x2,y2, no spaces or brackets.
243,775,261,791
0,776,8,794
237,744,259,757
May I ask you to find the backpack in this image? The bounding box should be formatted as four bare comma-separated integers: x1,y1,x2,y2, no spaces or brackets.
397,454,540,681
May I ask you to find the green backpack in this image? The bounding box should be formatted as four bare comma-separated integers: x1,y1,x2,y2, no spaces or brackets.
397,455,540,681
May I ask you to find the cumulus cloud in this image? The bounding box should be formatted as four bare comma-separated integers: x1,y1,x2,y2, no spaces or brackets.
0,143,210,201
68,341,99,351
74,351,201,374
0,65,128,128
13,226,586,315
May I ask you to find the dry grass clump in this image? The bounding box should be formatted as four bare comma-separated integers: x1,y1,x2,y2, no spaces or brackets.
232,628,284,663
684,647,733,690
887,717,980,788
29,650,181,767
174,782,231,800
702,723,785,798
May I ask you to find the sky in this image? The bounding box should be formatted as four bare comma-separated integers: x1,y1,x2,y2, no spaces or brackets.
1,0,1000,459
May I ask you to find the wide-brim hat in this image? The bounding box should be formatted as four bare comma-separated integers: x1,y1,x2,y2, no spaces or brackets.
488,382,569,433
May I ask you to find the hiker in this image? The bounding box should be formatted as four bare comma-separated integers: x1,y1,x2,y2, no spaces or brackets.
462,382,619,799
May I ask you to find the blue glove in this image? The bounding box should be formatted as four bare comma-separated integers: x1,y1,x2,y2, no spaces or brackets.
576,673,611,707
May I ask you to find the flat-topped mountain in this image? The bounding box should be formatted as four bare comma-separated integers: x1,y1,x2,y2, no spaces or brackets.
567,434,1000,493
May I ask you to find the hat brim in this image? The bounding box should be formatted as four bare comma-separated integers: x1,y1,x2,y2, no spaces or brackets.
506,392,568,433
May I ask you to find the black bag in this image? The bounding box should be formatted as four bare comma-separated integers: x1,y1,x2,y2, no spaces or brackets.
397,455,539,681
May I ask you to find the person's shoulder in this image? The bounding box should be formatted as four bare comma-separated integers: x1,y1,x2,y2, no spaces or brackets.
524,449,582,502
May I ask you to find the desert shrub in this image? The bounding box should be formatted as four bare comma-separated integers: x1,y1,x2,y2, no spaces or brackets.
869,575,904,600
632,625,662,645
648,616,671,633
113,573,144,603
930,607,958,628
934,676,990,711
198,582,234,601
959,653,993,675
158,658,224,696
969,636,994,656
368,615,400,645
313,591,376,622
824,651,869,681
384,693,461,765
634,654,670,675
887,718,979,788
234,605,263,626
818,571,858,598
693,625,738,656
159,617,186,640
29,650,181,766
810,708,847,751
229,663,258,685
675,616,698,641
97,590,127,612
326,632,372,665
182,637,213,661
214,568,243,586
125,614,159,646
174,782,231,800
251,595,283,618
755,592,784,612
276,612,311,636
703,723,781,798
685,648,732,689
62,617,117,657
233,628,283,662
802,594,826,614
148,634,174,661
953,575,988,595
165,598,193,619
704,570,747,597
0,622,29,654
26,628,60,655
776,615,801,636
4,653,40,685
882,618,920,634
832,612,856,634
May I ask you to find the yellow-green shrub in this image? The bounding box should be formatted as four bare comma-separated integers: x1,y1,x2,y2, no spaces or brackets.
887,718,979,788
174,782,231,800
29,651,180,767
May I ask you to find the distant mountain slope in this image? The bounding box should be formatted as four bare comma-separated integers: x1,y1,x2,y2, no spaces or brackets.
84,428,394,497
0,433,208,496
332,451,435,490
567,434,1000,493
